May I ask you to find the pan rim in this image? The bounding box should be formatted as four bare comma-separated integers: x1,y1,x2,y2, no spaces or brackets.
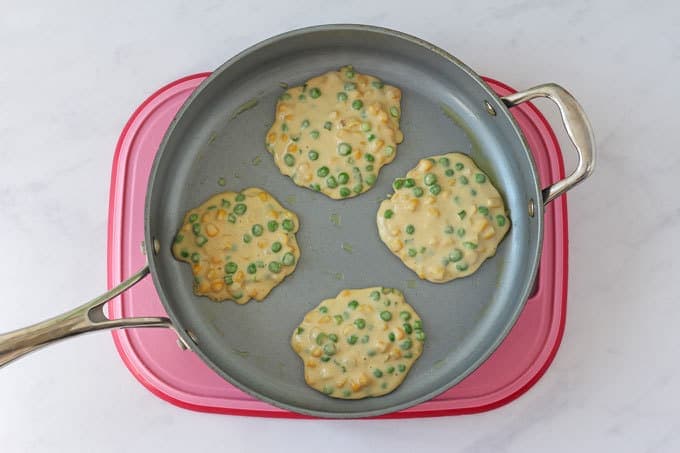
145,23,544,418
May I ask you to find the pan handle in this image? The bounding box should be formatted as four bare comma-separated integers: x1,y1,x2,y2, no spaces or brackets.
501,83,596,205
0,266,172,368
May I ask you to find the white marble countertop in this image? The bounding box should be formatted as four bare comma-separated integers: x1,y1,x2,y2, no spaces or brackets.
1,1,678,451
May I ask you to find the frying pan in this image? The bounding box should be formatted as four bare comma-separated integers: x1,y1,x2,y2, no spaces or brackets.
0,24,594,418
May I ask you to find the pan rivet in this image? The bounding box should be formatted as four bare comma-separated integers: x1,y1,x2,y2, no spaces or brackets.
139,241,146,256
528,198,536,217
484,101,497,116
153,238,160,255
185,329,198,344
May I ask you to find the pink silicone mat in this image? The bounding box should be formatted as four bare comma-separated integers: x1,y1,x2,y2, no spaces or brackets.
107,74,568,418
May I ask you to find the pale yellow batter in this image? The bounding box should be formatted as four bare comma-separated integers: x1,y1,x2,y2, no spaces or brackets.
377,153,510,283
291,287,425,399
266,65,404,199
172,187,300,303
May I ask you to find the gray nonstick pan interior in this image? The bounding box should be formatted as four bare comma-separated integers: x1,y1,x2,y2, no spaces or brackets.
146,25,542,418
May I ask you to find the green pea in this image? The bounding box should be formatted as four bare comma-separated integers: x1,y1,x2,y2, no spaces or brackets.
224,275,233,285
464,241,478,249
475,173,486,183
339,187,351,197
281,123,289,132
353,184,364,194
457,228,466,237
400,311,411,321
343,389,351,397
235,193,246,202
455,162,464,170
228,213,237,223
283,153,295,167
334,315,343,325
371,80,384,88
388,332,395,342
352,100,363,110
190,224,200,236
393,179,405,189
326,176,338,188
247,263,257,274
370,290,381,301
420,246,427,253
180,250,189,258
449,249,463,262
429,184,441,195
414,320,423,330
221,199,231,208
322,122,332,132
320,356,331,363
389,106,400,117
459,175,469,185
458,210,466,220
316,333,327,345
398,364,406,372
404,178,415,188
344,82,356,91
412,187,424,197
345,67,355,78
403,323,412,334
384,145,395,156
307,150,319,161
444,225,454,234
282,219,294,231
361,122,371,132
310,183,321,192
348,300,359,310
298,94,306,101
319,306,328,314
296,327,304,335
328,333,338,342
195,236,208,246
282,252,295,266
242,233,252,243
408,248,417,257
424,173,437,186
337,143,352,156
347,334,358,345
323,343,336,355
360,335,370,344
337,91,348,101
363,174,375,186
266,261,281,273
456,262,469,271
252,224,263,236
478,206,489,215
445,169,454,177
232,291,243,299
266,220,278,232
439,157,450,167
354,318,366,329
380,311,392,321
496,215,507,227
233,203,247,216
400,339,412,350
405,224,415,234
279,92,291,101
415,330,426,341
271,242,282,253
387,366,395,373
191,253,200,263
301,119,310,129
310,130,320,139
309,87,321,98
384,209,394,219
224,262,237,274
373,369,383,378
363,154,374,164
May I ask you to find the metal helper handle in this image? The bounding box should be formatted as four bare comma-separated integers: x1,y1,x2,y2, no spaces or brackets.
0,266,172,368
501,83,596,205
